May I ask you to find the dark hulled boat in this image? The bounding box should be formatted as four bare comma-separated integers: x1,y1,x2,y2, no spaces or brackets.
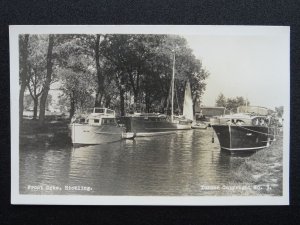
211,106,277,152
119,81,193,137
119,113,191,137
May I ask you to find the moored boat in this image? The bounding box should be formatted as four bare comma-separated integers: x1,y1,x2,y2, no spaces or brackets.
172,81,193,129
211,106,277,152
191,121,208,129
69,108,127,145
119,81,193,136
119,52,194,136
119,113,177,137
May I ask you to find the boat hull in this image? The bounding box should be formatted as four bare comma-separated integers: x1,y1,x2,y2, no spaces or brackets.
176,120,192,130
69,124,123,145
212,125,270,152
191,122,208,129
119,116,191,136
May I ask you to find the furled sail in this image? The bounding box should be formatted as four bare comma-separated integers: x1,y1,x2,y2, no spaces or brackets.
183,81,193,121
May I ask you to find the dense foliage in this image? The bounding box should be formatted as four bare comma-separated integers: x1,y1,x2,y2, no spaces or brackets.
19,34,209,121
215,93,250,113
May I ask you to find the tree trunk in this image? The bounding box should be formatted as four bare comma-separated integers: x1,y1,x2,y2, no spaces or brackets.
145,90,150,113
19,34,29,124
39,35,54,125
120,88,125,116
119,75,125,116
94,34,104,107
105,95,111,108
19,85,26,124
33,97,38,119
95,91,103,107
69,96,75,119
129,71,140,112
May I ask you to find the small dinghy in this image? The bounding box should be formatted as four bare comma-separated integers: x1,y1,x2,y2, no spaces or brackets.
191,121,208,129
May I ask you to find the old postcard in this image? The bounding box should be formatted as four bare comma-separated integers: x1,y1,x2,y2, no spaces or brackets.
10,25,290,205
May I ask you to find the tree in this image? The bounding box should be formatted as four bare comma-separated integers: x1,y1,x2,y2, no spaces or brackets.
226,96,249,113
45,94,52,111
27,66,44,119
56,40,96,118
23,94,33,110
94,34,105,106
99,34,209,115
39,35,54,124
23,33,209,119
58,66,95,118
215,94,250,112
100,34,134,115
275,106,284,117
216,93,227,107
155,35,209,114
26,35,48,119
19,34,29,123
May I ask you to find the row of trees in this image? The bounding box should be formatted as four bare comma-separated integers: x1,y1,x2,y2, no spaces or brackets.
216,93,284,117
19,34,209,124
215,93,250,113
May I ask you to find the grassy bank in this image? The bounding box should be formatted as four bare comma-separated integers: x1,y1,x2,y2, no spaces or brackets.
20,118,71,147
224,135,283,196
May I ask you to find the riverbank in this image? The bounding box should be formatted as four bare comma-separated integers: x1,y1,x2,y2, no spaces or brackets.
20,118,71,147
225,135,283,196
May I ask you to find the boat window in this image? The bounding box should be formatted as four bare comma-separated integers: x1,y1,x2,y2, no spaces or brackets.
252,117,267,126
236,119,245,125
80,118,85,123
254,118,259,125
260,118,266,126
94,108,105,114
106,109,115,115
102,118,116,124
94,119,100,123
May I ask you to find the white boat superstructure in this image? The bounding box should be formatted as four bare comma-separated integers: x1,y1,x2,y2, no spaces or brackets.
69,108,125,145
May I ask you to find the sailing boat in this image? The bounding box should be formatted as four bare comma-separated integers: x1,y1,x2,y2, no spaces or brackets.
172,81,193,129
119,80,193,136
169,50,193,130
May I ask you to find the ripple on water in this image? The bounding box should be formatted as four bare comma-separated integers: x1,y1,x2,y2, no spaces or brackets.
20,129,248,195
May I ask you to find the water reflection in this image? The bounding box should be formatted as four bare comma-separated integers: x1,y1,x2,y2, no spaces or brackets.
20,128,250,196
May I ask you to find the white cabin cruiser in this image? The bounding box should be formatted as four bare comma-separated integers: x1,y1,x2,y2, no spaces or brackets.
69,108,127,145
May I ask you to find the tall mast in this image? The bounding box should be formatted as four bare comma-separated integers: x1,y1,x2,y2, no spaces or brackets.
245,96,248,113
171,51,175,122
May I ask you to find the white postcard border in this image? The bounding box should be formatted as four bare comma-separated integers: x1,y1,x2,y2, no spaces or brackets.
10,25,290,205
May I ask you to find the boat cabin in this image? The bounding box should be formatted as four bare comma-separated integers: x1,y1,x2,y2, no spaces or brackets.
213,114,270,127
87,107,115,116
71,108,117,126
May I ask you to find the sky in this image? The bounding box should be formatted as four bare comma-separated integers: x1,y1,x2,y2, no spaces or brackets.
184,32,289,110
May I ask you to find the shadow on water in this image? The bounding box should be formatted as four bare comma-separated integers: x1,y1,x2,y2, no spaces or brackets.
220,149,256,157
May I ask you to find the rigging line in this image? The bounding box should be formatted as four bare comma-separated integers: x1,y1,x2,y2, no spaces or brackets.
232,124,284,138
166,82,172,112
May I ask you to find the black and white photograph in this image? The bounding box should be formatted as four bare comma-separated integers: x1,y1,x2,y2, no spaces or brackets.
10,25,290,205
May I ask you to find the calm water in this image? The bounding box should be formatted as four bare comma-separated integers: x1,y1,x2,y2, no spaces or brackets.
20,128,249,196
